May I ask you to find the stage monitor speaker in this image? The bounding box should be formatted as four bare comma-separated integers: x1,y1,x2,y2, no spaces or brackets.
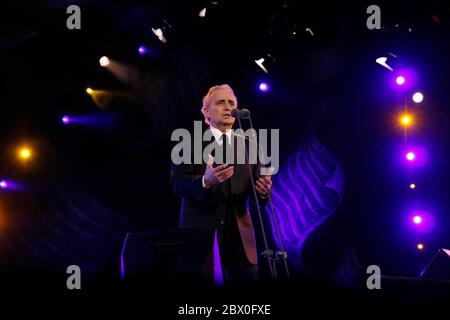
419,248,450,280
120,228,195,280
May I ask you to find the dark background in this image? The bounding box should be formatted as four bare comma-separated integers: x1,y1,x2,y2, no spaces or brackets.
1,0,449,298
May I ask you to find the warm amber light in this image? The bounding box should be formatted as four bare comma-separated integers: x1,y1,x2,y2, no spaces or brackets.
18,148,32,160
401,115,412,126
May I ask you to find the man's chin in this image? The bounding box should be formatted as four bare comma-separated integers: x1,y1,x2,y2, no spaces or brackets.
222,120,235,126
211,120,235,129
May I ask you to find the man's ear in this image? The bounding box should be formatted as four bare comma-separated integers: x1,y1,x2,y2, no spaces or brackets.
202,106,210,119
201,105,210,125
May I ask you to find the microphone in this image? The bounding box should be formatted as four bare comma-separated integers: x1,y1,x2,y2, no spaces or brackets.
231,108,251,119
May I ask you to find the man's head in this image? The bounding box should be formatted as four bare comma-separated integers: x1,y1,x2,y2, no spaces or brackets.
201,84,238,132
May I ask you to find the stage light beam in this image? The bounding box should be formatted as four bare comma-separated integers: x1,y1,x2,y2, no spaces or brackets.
86,87,93,94
152,28,167,43
375,57,393,71
255,58,268,74
417,243,424,250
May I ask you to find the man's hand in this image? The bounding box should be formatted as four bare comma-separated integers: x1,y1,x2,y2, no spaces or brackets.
203,154,234,188
255,176,272,198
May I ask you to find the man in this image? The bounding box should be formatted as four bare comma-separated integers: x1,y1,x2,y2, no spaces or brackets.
170,84,272,285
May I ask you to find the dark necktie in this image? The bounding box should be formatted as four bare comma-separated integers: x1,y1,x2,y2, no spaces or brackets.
221,134,232,196
222,134,230,165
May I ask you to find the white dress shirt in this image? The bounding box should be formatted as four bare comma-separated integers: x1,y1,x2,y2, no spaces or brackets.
209,125,232,146
202,126,269,197
202,126,232,187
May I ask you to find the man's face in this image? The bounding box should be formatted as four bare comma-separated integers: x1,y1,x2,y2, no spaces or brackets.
204,89,237,129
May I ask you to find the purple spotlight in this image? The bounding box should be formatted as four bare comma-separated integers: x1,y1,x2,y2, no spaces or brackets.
0,179,19,191
392,68,418,89
138,45,147,55
259,82,269,92
0,180,7,189
413,215,423,224
401,146,428,167
408,210,435,233
406,152,416,161
62,115,71,125
396,76,405,85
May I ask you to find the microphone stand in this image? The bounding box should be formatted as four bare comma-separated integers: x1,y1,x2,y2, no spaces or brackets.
234,109,290,280
247,116,290,280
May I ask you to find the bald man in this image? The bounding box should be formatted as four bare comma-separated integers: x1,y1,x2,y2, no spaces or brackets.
170,84,272,285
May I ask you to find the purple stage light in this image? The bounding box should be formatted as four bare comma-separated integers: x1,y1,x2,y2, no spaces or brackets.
392,68,418,89
407,147,428,167
138,45,147,55
62,115,71,124
408,210,435,233
259,82,269,92
406,152,416,161
400,146,428,167
413,215,423,224
0,179,20,191
396,76,405,85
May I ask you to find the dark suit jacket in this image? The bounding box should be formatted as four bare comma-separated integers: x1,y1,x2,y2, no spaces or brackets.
170,130,268,270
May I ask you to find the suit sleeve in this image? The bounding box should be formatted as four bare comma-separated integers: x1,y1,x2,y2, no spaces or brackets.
170,162,212,202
